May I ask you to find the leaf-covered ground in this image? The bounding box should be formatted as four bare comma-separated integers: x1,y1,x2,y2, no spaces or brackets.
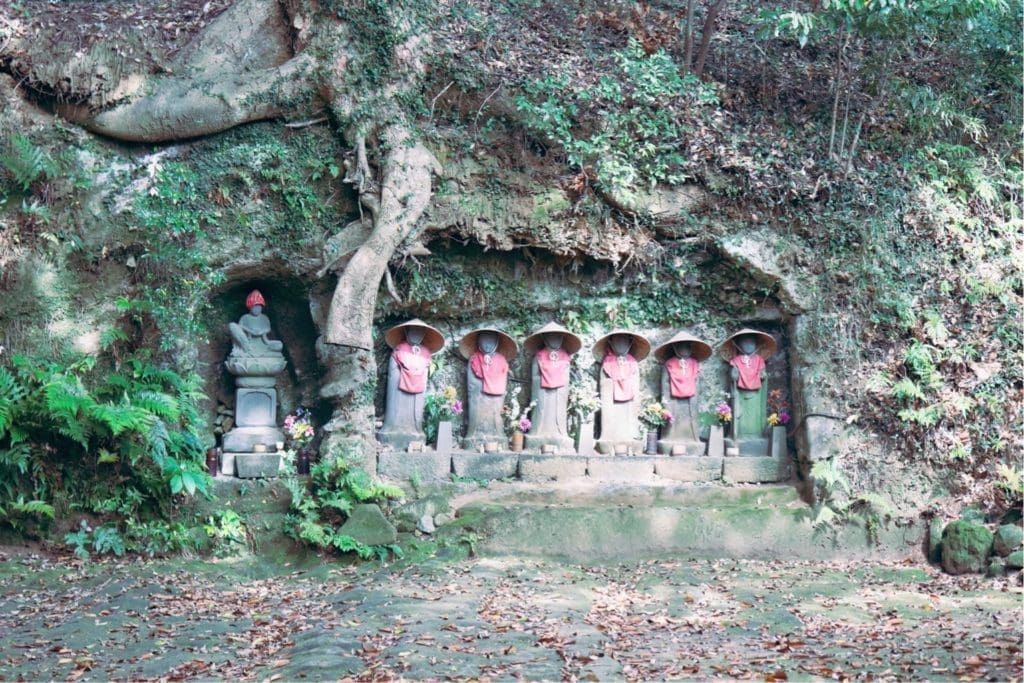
0,548,1020,682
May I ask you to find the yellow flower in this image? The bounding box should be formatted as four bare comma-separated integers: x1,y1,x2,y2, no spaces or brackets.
443,385,457,401
767,413,780,426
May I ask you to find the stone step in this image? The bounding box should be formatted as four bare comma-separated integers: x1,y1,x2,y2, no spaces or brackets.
378,451,791,486
446,482,923,563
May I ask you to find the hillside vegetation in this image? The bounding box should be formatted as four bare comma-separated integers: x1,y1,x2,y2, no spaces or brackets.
0,0,1020,546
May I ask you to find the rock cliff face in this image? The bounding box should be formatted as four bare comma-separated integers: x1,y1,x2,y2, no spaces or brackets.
1,0,1019,519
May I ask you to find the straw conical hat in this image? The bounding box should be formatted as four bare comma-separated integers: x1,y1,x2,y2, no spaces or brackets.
522,322,582,356
457,327,518,361
383,319,445,353
591,329,651,362
654,331,712,363
719,328,777,360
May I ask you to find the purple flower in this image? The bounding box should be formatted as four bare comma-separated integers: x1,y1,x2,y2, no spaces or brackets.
779,411,791,425
519,417,532,433
451,400,464,415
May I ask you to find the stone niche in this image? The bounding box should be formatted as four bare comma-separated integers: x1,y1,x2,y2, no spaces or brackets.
201,270,331,455
373,241,802,485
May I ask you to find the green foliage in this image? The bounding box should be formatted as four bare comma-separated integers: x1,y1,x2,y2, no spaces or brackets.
283,441,403,560
516,39,718,196
0,350,210,543
0,133,56,192
807,458,893,542
203,509,249,557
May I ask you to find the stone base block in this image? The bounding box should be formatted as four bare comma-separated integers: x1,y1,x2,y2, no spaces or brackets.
234,453,283,478
377,451,451,484
737,437,771,457
595,439,644,456
518,454,587,481
723,454,790,483
462,435,509,452
223,426,285,453
524,435,575,454
586,456,657,481
377,430,426,452
452,453,519,480
657,440,704,456
655,456,724,482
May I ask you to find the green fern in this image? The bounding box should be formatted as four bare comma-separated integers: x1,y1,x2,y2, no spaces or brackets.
0,134,54,192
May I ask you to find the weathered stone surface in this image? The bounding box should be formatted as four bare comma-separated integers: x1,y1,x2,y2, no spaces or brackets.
417,514,436,534
434,512,454,526
724,454,790,483
1006,549,1023,570
340,504,397,546
518,454,587,481
654,456,723,482
993,524,1023,557
928,518,945,564
941,520,994,575
223,425,286,453
234,453,282,478
394,494,450,532
586,456,657,482
452,453,518,480
377,452,451,484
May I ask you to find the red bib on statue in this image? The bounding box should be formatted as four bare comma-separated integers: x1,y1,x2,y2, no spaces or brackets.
666,356,700,399
394,342,430,393
602,352,639,402
731,354,765,390
470,351,509,396
536,348,570,389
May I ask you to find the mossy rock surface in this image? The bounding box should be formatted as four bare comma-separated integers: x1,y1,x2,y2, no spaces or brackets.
941,520,993,575
1006,549,1023,570
927,518,944,564
992,524,1023,557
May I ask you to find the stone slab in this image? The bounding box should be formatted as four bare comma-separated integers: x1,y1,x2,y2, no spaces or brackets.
723,454,790,483
452,453,519,480
436,421,454,453
654,456,724,482
377,451,452,484
518,454,588,482
524,435,575,454
223,426,285,453
586,456,657,481
737,437,771,457
234,453,283,478
595,439,644,456
657,440,705,456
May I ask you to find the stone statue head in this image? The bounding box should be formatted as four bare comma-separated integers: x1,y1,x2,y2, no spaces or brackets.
405,326,426,346
250,304,264,316
543,332,564,350
477,331,499,354
673,341,692,359
736,334,758,355
609,334,632,356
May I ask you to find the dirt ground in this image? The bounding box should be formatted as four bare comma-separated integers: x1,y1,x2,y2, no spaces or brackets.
0,547,1020,682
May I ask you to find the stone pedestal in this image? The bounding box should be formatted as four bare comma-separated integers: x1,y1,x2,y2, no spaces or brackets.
524,434,575,454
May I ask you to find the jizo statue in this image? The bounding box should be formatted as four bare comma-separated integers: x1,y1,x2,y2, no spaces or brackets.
459,327,518,450
522,322,581,453
379,319,445,450
655,331,712,456
593,329,650,455
720,328,777,456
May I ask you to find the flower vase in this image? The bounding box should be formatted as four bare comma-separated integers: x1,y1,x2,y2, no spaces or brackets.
510,430,524,452
644,430,658,455
709,425,725,458
436,420,454,453
297,446,312,475
206,448,220,477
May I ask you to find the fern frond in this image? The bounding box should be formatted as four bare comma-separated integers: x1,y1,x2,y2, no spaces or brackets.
0,134,54,191
133,390,181,422
87,401,150,438
0,366,27,436
9,498,55,519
